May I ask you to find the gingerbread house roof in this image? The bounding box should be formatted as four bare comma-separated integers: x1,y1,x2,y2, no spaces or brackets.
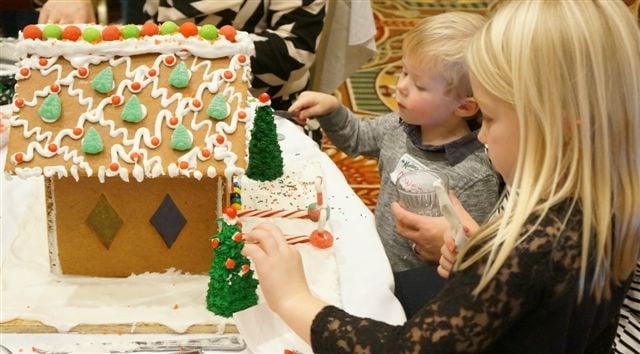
5,23,255,182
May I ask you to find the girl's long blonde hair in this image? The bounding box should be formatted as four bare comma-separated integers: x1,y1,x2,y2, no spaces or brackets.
460,0,640,301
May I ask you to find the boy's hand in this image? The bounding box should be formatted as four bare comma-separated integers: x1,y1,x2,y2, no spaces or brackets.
288,91,339,125
391,202,447,262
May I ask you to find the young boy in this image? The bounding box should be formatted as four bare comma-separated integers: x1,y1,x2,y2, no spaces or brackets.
289,12,500,280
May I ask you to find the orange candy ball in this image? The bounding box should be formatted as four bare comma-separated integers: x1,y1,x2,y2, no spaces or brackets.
218,25,236,42
102,25,121,41
62,25,82,41
23,25,43,40
140,22,159,37
309,229,334,249
179,22,198,37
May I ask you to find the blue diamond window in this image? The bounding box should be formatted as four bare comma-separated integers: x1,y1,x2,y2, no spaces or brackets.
150,194,186,248
87,194,123,249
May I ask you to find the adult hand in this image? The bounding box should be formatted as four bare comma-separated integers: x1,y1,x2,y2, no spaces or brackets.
39,0,96,24
391,202,447,263
241,223,312,314
288,91,339,125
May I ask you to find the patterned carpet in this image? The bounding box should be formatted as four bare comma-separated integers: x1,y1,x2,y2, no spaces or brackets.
323,0,489,210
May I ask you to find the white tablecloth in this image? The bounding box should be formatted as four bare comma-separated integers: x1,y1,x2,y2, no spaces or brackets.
0,115,405,353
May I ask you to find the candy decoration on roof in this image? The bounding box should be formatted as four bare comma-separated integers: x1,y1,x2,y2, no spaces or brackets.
23,24,42,40
91,67,114,93
218,25,236,42
82,127,104,155
168,62,190,89
207,94,229,120
160,21,179,35
246,93,283,181
121,24,140,39
170,124,192,151
43,24,62,40
39,94,62,122
121,95,146,123
62,25,82,41
82,27,101,43
199,24,218,40
206,207,258,318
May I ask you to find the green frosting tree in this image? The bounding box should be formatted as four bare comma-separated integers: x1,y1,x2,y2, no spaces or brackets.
121,95,146,123
168,62,190,88
82,127,104,154
39,94,62,122
206,94,229,120
91,67,114,93
246,95,283,181
171,124,192,151
206,207,258,318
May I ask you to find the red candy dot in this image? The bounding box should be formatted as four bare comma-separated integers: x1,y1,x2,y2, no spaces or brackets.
309,230,334,249
48,144,58,153
130,152,140,161
210,238,220,249
73,127,83,136
224,206,237,218
50,84,60,93
192,99,201,108
164,55,176,66
179,161,189,169
241,264,250,273
62,25,82,41
169,116,178,125
233,233,244,242
15,98,25,108
102,25,121,41
148,69,157,77
237,111,247,119
238,54,247,64
258,92,270,103
215,134,225,145
14,153,24,164
19,68,29,77
109,162,119,171
140,22,159,37
111,95,121,105
201,148,211,158
39,58,48,67
23,24,43,40
219,25,236,42
77,67,88,78
130,82,141,91
223,70,233,80
224,258,236,269
179,22,198,37
151,136,160,146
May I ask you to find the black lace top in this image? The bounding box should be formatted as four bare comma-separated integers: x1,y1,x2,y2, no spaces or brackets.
311,201,631,353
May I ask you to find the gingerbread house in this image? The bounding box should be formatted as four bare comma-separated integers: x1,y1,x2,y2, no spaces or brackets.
4,23,256,277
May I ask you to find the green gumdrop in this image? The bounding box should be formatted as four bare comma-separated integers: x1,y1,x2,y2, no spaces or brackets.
199,24,218,40
82,127,104,154
171,124,192,151
43,24,62,40
82,27,101,43
168,62,190,88
121,24,140,39
121,95,145,123
207,94,229,120
160,21,178,35
39,94,62,122
91,67,114,93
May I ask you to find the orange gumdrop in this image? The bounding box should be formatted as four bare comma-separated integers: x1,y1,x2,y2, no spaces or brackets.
218,25,236,42
23,24,43,40
179,22,198,37
309,230,333,249
141,22,160,37
62,25,82,41
102,25,121,41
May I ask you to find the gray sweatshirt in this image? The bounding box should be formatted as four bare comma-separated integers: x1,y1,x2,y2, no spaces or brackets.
319,105,501,272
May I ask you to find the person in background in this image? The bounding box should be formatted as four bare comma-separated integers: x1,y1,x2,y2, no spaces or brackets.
243,1,640,352
289,12,500,318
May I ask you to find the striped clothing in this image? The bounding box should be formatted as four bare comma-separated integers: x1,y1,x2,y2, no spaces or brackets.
614,261,640,354
144,0,327,110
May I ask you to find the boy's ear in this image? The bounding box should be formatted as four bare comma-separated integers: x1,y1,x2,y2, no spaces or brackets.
455,97,480,118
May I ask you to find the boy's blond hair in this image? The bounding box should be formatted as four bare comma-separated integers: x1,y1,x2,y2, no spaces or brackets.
402,12,487,100
461,0,640,301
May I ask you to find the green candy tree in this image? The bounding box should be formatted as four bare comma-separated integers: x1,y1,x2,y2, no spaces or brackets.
245,93,283,181
206,207,258,318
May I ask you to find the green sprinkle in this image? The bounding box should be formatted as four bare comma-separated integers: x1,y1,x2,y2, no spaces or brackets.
91,67,114,93
168,62,190,88
43,24,62,40
82,127,104,154
171,124,192,151
39,94,62,122
121,95,145,123
207,94,229,120
160,21,178,35
82,27,101,43
121,24,140,39
199,24,218,40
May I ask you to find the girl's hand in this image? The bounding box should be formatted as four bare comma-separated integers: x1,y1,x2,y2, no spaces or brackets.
437,235,457,279
288,91,339,125
39,0,96,24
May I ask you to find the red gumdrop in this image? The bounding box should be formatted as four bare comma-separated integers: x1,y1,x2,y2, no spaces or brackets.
23,25,43,40
62,25,82,41
179,22,198,37
140,22,160,37
258,92,270,103
224,206,237,219
309,230,333,249
102,25,121,41
218,25,236,42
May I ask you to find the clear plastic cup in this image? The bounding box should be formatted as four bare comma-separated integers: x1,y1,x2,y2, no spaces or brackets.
396,170,446,216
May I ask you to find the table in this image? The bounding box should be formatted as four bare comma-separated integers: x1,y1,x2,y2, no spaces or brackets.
0,114,406,353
